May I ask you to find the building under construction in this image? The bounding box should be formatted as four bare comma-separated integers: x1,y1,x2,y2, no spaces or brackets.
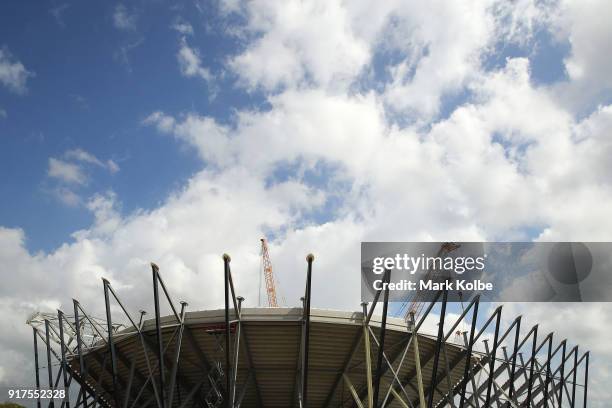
27,252,590,407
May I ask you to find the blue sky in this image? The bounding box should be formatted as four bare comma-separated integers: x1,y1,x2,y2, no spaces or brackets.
1,1,612,405
0,1,572,252
0,1,261,251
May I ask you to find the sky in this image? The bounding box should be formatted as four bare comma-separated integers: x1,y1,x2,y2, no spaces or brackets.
1,0,612,406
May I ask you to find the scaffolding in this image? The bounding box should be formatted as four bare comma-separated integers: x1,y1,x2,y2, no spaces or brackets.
27,254,590,408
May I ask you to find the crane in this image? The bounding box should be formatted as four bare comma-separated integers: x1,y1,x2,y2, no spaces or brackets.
399,242,461,322
260,238,279,307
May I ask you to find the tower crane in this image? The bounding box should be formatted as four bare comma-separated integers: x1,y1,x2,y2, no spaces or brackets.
260,238,279,307
400,242,461,322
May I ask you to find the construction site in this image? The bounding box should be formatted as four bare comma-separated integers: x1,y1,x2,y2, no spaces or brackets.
26,240,590,407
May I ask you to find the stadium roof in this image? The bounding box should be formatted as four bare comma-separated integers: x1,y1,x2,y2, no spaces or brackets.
68,307,479,408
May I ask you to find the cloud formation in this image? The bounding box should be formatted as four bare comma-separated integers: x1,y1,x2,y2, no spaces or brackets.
2,0,612,405
0,47,33,94
113,4,136,31
177,37,213,83
45,149,120,206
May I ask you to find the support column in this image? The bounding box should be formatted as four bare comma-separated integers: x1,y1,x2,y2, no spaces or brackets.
343,374,365,408
362,302,374,408
302,254,314,408
484,309,501,406
508,316,521,404
33,327,42,408
57,311,70,408
152,264,167,408
427,288,448,408
73,300,88,407
525,325,539,405
373,269,390,408
410,312,426,408
168,301,188,408
45,320,55,408
223,254,231,408
103,278,120,407
583,352,589,408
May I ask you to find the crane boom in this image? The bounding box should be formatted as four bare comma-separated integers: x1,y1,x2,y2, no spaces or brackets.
260,238,279,307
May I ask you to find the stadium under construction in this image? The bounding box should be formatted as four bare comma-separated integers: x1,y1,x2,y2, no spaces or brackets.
26,253,590,407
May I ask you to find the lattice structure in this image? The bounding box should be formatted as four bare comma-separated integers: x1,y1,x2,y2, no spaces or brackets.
26,253,590,408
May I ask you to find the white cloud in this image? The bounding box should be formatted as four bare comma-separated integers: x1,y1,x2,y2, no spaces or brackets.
113,4,136,31
114,37,144,72
171,20,194,36
226,0,370,91
0,108,6,119
65,148,120,173
46,150,120,206
177,38,213,83
47,158,87,185
49,3,69,27
52,187,81,207
3,1,612,405
548,0,612,112
0,47,33,94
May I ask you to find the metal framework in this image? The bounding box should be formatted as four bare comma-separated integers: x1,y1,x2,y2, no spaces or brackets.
27,254,590,408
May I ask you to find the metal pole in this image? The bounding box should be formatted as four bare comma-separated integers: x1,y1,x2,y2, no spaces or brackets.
362,302,374,408
410,312,426,408
459,298,479,408
224,254,232,408
57,311,70,408
543,333,553,407
73,300,88,407
558,341,567,407
571,347,578,408
525,325,539,406
508,316,521,404
583,352,589,408
373,269,390,408
303,253,314,408
343,374,365,408
484,308,502,406
152,264,167,408
232,296,244,406
33,327,42,408
45,320,55,408
168,301,188,408
427,287,448,408
103,279,120,407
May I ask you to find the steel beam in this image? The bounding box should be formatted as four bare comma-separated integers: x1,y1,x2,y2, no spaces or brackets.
224,254,232,408
102,282,162,407
484,308,501,406
373,269,390,408
103,279,120,407
73,300,89,407
57,311,71,408
45,320,56,408
508,316,521,403
363,303,374,408
302,253,314,408
152,264,167,408
343,374,365,408
411,312,426,408
427,287,448,408
459,299,479,408
34,327,42,408
583,351,589,408
525,326,539,406
168,301,188,408
322,288,383,408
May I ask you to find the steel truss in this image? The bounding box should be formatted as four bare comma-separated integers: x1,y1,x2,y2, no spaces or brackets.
28,257,589,408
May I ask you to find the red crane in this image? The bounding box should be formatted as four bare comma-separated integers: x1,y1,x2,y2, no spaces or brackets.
260,238,279,307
